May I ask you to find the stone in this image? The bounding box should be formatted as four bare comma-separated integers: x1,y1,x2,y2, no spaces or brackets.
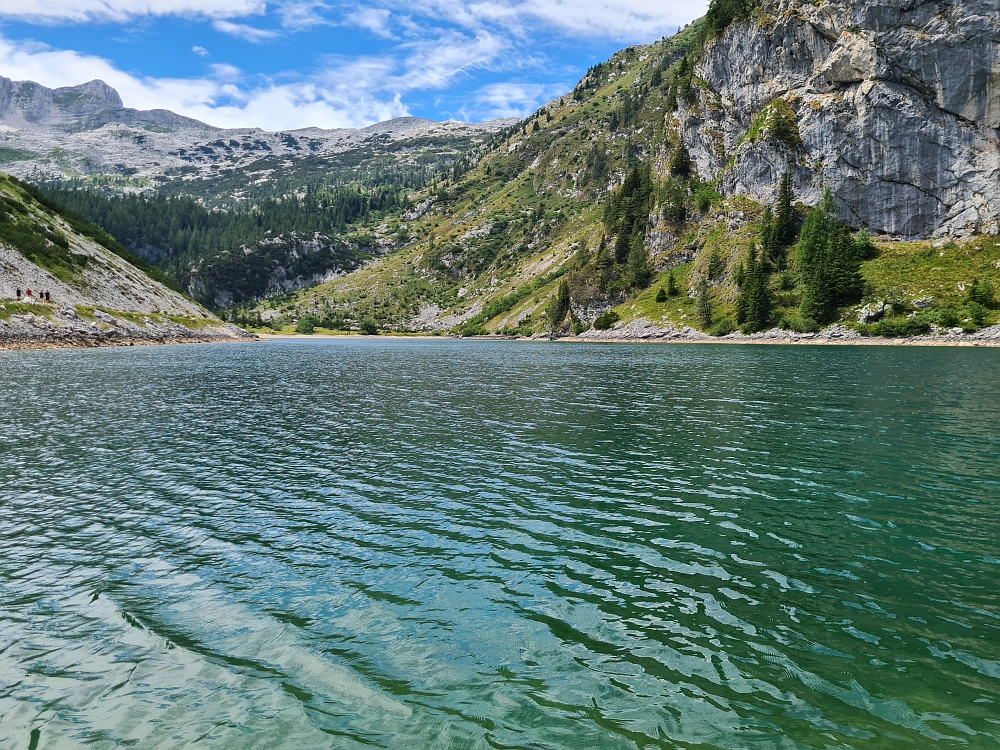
858,301,887,324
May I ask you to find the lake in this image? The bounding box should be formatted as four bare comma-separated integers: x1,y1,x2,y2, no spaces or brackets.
1,339,998,749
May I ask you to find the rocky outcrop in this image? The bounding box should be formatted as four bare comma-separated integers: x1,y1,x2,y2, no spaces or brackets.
680,0,1000,238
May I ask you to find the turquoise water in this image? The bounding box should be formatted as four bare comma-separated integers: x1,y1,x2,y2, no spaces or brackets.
1,339,998,749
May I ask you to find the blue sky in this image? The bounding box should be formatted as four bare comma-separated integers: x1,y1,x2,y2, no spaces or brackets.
0,0,707,131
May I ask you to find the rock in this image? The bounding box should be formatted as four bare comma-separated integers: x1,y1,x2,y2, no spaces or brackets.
858,301,887,324
680,0,1000,239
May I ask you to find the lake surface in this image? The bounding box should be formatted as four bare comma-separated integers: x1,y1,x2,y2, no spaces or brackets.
1,339,999,749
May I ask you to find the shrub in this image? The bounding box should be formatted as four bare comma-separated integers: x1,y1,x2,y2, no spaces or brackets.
593,311,620,330
710,318,736,336
926,305,960,329
359,317,379,335
296,315,317,334
967,301,988,326
858,317,932,337
778,315,820,333
655,287,668,303
968,278,996,307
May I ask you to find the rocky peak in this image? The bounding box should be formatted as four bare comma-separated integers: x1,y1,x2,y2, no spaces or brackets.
0,77,124,129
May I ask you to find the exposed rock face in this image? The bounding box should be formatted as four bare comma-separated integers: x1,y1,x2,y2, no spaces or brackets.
680,0,1000,238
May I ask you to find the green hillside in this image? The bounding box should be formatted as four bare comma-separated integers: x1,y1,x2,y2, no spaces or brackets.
237,18,999,337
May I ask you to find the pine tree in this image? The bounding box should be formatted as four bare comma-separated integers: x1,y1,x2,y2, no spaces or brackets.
774,170,797,248
670,144,692,178
736,247,772,332
546,279,572,333
655,286,668,303
667,270,679,296
796,190,865,324
697,279,713,327
759,205,778,264
626,236,652,288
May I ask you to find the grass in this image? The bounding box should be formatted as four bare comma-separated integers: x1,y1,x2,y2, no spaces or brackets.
611,264,696,327
0,301,55,321
861,238,1000,314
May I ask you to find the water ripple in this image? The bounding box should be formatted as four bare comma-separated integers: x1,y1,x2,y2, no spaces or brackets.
1,339,999,749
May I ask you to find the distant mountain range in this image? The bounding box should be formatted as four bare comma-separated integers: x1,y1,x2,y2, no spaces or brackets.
0,76,516,205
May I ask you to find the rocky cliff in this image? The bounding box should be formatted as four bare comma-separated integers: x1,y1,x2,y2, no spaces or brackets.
682,0,1000,238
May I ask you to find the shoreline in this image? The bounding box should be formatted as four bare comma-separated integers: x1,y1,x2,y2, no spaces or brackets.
0,306,256,352
256,328,1000,347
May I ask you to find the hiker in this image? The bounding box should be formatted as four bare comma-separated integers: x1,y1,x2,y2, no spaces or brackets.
16,288,21,299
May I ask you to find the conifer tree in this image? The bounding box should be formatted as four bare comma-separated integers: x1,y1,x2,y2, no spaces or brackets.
736,246,772,332
667,270,679,296
655,286,668,303
774,170,797,248
546,279,572,333
670,144,692,178
697,279,713,327
627,236,652,288
796,190,865,324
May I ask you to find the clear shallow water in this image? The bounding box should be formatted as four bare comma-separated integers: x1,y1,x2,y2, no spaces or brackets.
1,339,999,749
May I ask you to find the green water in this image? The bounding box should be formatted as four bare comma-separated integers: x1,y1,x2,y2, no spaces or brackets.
1,339,998,749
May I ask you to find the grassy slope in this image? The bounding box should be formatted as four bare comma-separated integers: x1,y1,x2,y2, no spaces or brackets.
246,22,1000,337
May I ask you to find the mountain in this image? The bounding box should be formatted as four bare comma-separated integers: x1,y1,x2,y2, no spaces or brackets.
0,172,249,348
0,76,518,306
0,76,515,207
241,0,999,339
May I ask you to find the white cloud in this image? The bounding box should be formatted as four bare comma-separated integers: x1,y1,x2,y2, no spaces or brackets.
212,20,281,42
192,45,210,56
0,34,407,130
344,7,394,38
521,0,708,38
0,0,264,24
361,0,707,41
277,1,332,30
467,80,566,119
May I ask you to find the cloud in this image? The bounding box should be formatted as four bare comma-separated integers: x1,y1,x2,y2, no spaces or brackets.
0,33,407,129
467,80,567,119
277,1,332,30
0,0,264,24
357,0,707,41
343,7,394,38
212,20,280,42
192,45,210,56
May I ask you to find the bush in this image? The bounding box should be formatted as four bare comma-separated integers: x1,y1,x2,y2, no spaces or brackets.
926,305,960,328
710,318,736,336
858,317,932,337
967,301,988,326
593,311,620,330
968,278,996,307
296,315,317,334
778,315,820,333
358,317,379,335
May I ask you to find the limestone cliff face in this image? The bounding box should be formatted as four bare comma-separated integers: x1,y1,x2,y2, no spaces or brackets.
680,0,1000,237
